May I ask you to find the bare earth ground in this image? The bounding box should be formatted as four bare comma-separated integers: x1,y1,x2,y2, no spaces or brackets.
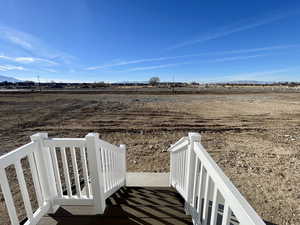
0,92,300,225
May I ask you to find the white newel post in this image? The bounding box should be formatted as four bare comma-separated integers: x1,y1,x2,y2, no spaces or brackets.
85,133,106,214
30,133,59,213
119,144,127,185
185,132,201,207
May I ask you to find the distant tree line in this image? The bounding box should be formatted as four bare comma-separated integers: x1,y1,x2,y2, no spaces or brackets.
1,80,300,90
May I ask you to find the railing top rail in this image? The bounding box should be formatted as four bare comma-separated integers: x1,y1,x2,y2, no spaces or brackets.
194,142,265,225
98,139,122,152
0,142,37,169
167,137,189,153
167,137,188,150
46,137,86,141
44,138,86,147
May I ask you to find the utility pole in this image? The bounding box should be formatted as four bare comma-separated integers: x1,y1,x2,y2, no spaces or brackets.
172,74,175,95
37,75,41,92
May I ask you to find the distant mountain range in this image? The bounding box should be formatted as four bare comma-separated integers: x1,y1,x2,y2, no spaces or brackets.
0,75,21,82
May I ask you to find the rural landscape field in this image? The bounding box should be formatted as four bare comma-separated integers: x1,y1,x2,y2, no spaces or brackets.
2,0,300,224
0,88,300,225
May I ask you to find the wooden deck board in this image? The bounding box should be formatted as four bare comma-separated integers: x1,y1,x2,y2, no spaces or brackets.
38,187,193,225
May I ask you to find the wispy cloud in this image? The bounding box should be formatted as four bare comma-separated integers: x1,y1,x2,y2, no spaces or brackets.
221,68,294,81
203,54,269,63
15,57,57,65
43,68,58,73
209,44,300,55
119,54,267,72
0,26,75,65
0,64,26,71
168,11,299,50
6,35,32,49
125,63,184,72
0,55,58,65
86,44,298,71
86,57,182,70
0,26,40,52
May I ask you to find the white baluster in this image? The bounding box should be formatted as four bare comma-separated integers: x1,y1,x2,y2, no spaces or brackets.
80,147,91,197
71,147,82,198
15,161,33,220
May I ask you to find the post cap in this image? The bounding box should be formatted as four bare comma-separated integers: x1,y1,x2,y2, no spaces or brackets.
85,133,99,139
119,144,126,149
188,132,201,142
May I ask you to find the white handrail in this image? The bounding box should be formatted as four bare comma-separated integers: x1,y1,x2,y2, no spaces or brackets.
169,133,266,225
194,143,265,225
168,138,189,153
98,139,122,152
167,136,189,151
0,142,37,169
44,138,86,147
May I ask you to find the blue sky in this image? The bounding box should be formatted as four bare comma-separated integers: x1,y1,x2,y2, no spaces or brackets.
0,0,300,82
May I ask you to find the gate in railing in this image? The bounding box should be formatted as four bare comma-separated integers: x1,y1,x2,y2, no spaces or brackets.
169,133,266,225
0,133,126,225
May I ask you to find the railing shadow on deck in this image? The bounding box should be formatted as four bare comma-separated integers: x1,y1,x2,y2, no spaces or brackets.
43,184,279,225
46,187,193,225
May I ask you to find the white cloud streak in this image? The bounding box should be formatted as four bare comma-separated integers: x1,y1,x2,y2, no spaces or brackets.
43,68,58,73
0,26,75,65
208,44,300,55
118,54,268,72
0,55,58,65
168,11,299,50
221,68,293,81
0,64,26,71
86,58,181,70
86,44,298,71
203,54,269,63
125,63,184,72
0,26,35,50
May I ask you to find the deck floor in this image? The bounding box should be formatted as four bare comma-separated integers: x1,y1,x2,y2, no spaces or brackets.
37,187,192,225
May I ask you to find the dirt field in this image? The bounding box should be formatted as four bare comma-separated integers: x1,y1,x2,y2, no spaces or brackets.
0,92,300,225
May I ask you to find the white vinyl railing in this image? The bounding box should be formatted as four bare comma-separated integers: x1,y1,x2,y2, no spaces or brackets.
0,136,53,225
1,131,266,225
98,139,126,199
0,132,126,225
169,136,189,197
169,133,266,225
43,136,92,206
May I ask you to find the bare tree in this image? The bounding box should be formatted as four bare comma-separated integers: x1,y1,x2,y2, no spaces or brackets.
149,77,160,86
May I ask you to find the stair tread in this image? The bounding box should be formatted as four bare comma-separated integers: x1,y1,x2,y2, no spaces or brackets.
126,173,170,187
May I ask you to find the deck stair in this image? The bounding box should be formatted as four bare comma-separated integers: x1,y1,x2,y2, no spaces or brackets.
0,132,267,225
